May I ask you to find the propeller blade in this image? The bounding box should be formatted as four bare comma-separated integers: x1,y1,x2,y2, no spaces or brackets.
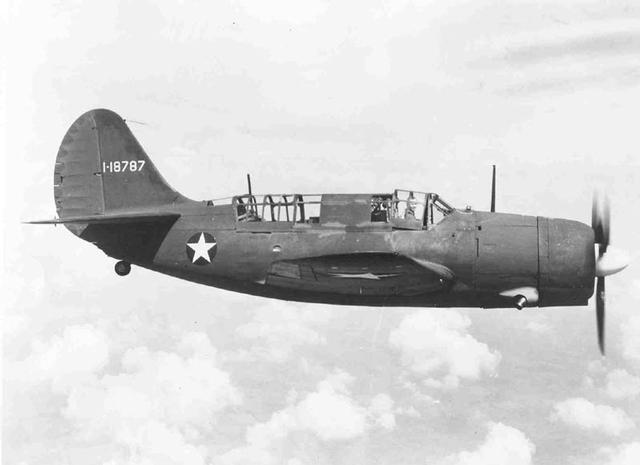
592,194,598,237
592,192,610,252
601,195,610,253
596,276,605,355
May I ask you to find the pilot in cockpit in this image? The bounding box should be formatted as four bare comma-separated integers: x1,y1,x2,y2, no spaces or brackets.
405,191,417,219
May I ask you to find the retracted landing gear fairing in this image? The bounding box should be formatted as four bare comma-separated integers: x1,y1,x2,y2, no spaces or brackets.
29,109,629,354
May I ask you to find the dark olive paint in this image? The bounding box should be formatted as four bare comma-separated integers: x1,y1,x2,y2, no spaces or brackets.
36,109,595,309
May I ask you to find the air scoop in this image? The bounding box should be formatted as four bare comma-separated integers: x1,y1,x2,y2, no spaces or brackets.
595,247,629,277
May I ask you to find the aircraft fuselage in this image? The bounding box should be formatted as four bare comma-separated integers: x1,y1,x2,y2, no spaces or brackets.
80,198,595,309
41,109,596,310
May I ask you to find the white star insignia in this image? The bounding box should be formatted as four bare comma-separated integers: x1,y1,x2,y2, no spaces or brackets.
328,272,401,280
187,233,216,263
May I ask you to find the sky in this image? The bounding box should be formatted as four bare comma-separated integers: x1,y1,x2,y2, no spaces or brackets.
2,0,640,464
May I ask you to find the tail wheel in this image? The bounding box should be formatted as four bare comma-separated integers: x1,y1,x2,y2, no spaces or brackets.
115,261,131,276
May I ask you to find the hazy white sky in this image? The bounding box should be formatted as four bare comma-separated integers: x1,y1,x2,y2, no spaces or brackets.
2,1,640,464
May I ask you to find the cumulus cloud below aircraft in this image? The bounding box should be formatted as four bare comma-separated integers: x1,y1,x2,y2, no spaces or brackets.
4,1,640,464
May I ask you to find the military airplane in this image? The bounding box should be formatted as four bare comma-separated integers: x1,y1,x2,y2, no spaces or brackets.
30,109,629,354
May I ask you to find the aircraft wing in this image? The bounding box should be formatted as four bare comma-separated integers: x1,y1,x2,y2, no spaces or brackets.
266,253,454,297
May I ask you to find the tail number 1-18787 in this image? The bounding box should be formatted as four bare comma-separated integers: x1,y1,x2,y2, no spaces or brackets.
102,160,146,173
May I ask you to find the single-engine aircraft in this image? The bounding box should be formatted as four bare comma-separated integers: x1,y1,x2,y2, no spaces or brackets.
29,109,629,354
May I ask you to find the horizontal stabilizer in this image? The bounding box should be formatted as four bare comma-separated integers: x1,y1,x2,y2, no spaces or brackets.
25,212,180,225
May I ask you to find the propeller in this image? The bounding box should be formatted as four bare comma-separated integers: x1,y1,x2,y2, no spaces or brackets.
592,192,609,251
592,193,610,355
591,192,628,355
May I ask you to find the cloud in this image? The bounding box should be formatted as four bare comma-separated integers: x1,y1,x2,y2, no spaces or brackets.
502,30,640,65
8,327,241,464
468,16,640,96
621,315,640,363
65,332,241,431
8,1,640,464
552,397,635,436
588,360,607,375
285,370,369,441
389,311,501,388
369,393,396,430
525,319,551,334
103,421,208,465
229,304,330,363
440,422,535,465
394,404,422,419
214,369,395,465
236,0,329,25
605,369,640,400
602,442,640,465
11,324,110,391
398,377,441,404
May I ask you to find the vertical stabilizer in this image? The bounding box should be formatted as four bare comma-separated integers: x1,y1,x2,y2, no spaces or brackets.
54,109,184,227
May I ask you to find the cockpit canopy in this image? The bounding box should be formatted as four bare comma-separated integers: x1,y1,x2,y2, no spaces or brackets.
226,189,453,230
386,189,454,229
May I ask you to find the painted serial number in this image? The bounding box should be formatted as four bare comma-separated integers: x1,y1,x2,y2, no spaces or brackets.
102,160,146,173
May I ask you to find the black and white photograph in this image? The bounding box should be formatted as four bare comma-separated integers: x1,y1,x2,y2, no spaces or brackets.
3,1,640,464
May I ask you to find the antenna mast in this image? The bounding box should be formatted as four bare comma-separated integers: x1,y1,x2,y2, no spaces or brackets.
490,165,496,212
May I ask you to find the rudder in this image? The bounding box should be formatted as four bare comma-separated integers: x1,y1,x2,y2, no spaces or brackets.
54,109,183,223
